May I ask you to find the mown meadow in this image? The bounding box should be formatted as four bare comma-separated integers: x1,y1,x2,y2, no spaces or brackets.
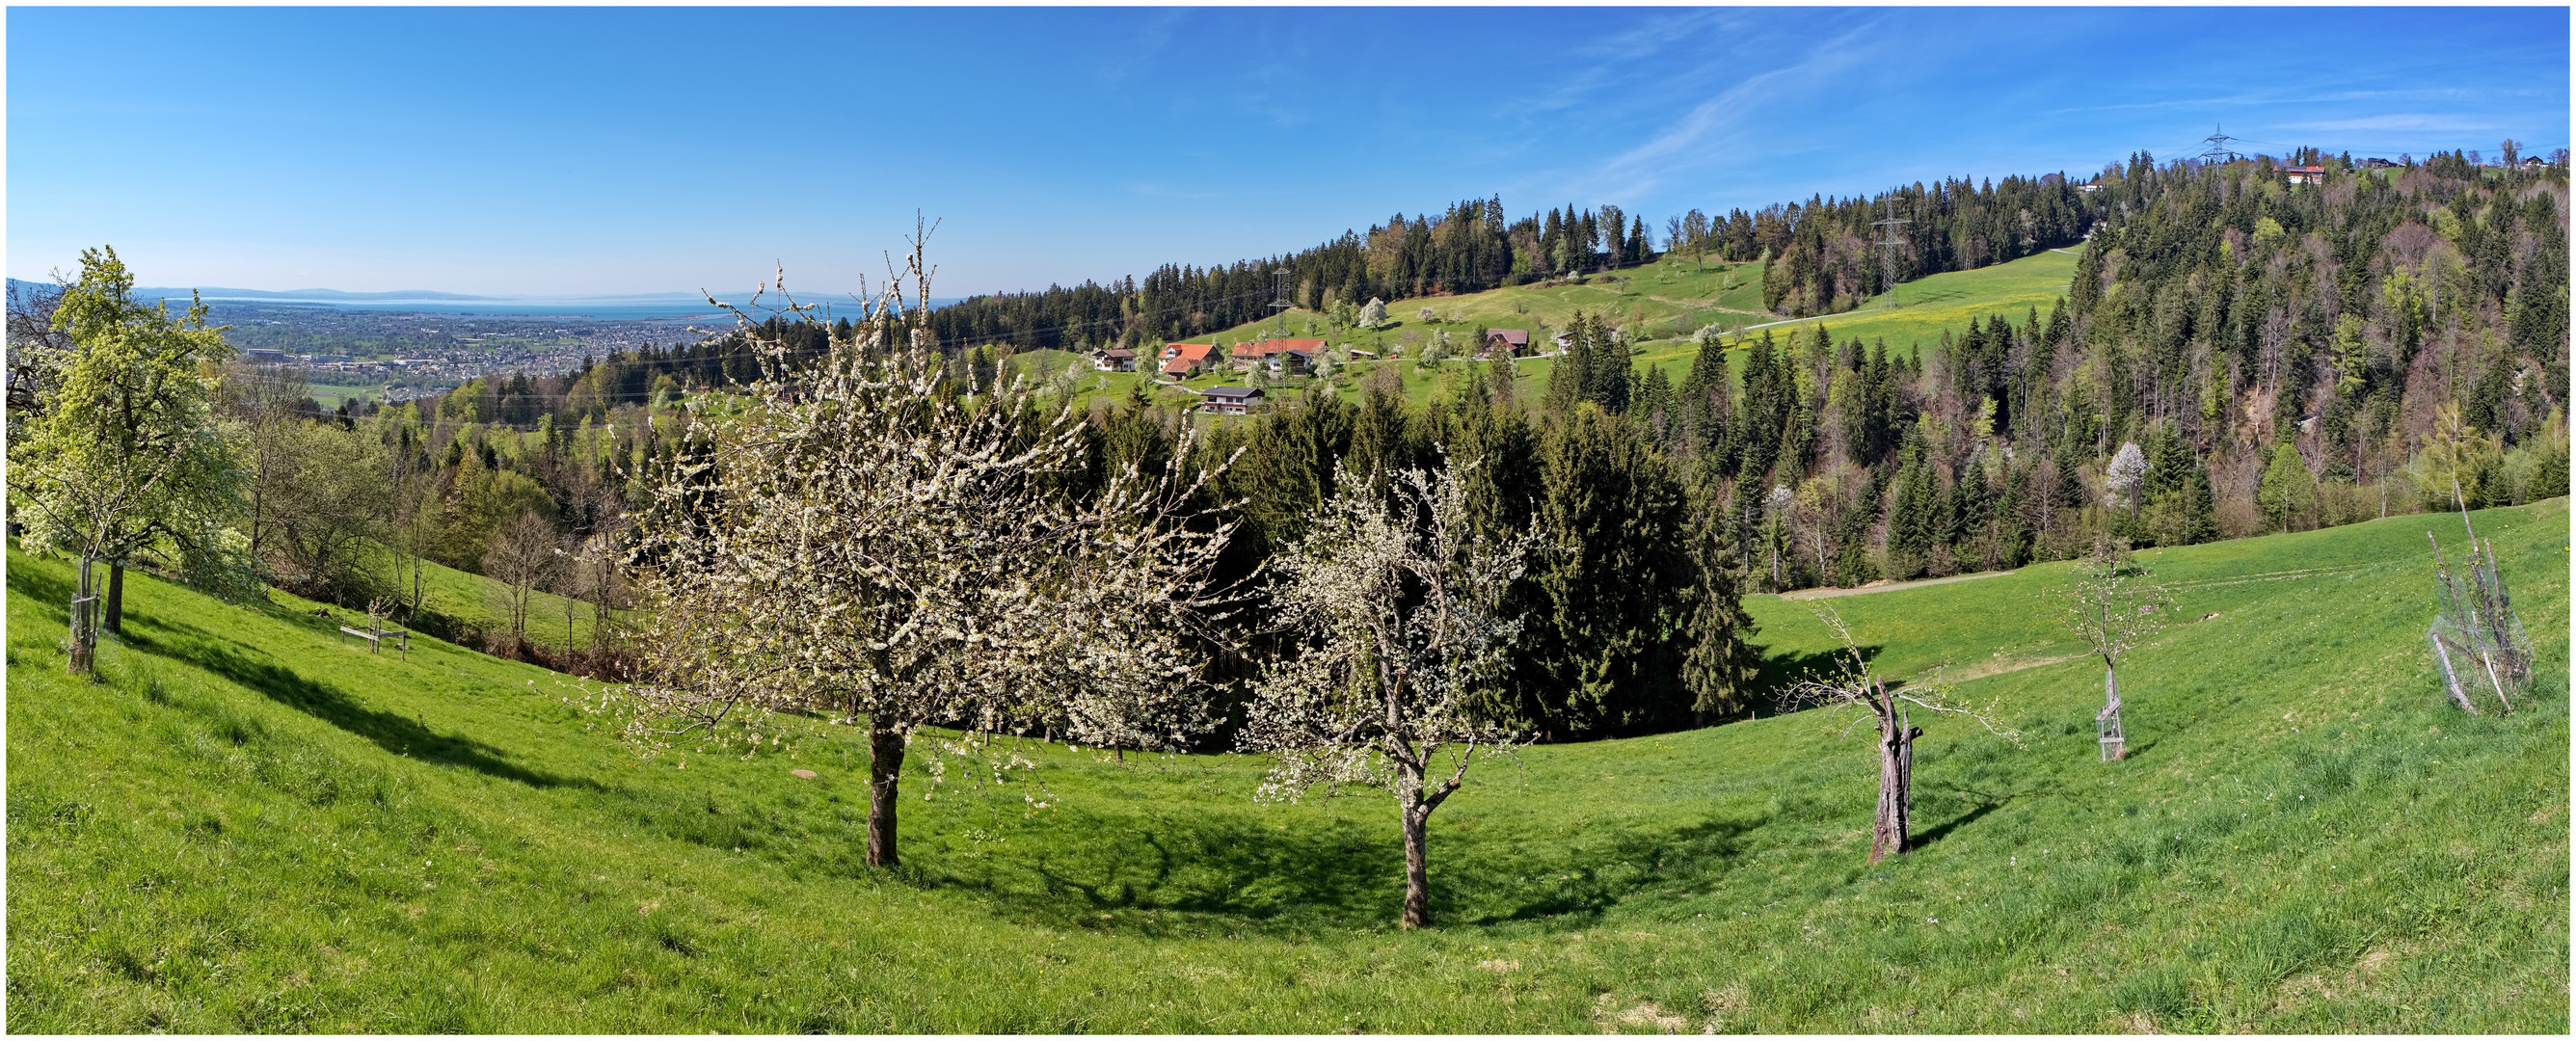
6,496,2565,1031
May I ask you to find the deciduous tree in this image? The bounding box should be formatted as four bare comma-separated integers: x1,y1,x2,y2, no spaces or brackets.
615,227,1235,868
1787,606,2021,861
8,248,248,673
1240,459,1535,928
2054,539,2170,761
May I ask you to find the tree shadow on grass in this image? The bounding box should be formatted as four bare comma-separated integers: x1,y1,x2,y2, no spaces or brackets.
930,801,1771,933
121,627,597,791
1745,643,1885,717
1440,814,1768,925
1909,779,2057,849
6,558,75,627
927,808,1405,933
1911,801,2001,848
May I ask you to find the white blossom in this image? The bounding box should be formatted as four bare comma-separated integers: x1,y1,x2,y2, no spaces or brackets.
2106,440,2149,506
607,226,1236,866
1239,458,1536,927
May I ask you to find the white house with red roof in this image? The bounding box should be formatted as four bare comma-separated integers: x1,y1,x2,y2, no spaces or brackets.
1159,342,1216,379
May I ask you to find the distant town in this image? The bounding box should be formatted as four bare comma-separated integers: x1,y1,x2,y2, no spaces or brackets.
201,301,721,401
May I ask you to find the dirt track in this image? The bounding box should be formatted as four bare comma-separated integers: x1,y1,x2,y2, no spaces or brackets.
1774,569,2017,601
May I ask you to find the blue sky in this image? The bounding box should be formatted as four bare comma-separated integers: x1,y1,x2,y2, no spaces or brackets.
10,7,2567,298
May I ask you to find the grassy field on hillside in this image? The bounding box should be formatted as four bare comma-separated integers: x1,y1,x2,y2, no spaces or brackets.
7,498,2564,1031
390,552,611,655
1008,249,2083,417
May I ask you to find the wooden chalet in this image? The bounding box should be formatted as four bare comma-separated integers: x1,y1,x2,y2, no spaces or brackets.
1201,387,1264,414
1230,337,1327,374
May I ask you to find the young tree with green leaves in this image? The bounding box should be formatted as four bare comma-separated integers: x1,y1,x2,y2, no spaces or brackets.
8,247,249,674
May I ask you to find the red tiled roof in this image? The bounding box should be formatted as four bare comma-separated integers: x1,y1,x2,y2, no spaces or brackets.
1232,337,1326,358
1486,329,1530,346
1160,342,1214,375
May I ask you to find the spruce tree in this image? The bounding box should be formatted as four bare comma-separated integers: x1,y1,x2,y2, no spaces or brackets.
1678,329,1732,460
1682,473,1763,721
1636,363,1676,443
1544,311,1593,414
1517,404,1695,737
1883,428,1939,579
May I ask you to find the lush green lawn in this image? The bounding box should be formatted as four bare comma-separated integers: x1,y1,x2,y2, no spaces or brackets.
8,498,2565,1031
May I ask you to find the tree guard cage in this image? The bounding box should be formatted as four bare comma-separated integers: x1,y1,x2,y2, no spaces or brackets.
2097,668,2126,761
2427,528,2530,715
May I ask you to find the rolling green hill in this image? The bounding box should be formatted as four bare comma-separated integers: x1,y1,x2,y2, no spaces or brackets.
7,496,2564,1031
1013,249,2084,415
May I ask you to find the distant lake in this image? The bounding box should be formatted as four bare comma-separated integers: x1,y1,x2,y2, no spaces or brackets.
200,296,741,320
28,280,961,321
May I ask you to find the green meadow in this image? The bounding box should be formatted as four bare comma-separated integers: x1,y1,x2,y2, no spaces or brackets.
7,496,2564,1032
1007,249,2084,415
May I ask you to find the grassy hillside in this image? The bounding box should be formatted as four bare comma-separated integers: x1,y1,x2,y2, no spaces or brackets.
389,552,611,656
8,498,2564,1031
1013,249,2083,416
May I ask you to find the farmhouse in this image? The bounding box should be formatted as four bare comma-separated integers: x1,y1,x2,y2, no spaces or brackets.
1159,342,1215,379
1201,386,1263,414
1092,347,1137,372
1230,337,1326,374
2283,165,2326,185
1483,329,1531,357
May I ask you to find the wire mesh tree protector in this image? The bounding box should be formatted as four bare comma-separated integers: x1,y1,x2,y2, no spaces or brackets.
2427,526,2531,715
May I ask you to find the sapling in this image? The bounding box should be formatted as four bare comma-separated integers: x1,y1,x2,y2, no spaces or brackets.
2054,538,2170,761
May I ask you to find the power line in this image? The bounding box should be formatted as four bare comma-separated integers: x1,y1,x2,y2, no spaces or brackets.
2197,123,2243,165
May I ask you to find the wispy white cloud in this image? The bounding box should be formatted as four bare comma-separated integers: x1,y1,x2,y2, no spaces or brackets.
1554,18,1886,202
1520,8,1767,116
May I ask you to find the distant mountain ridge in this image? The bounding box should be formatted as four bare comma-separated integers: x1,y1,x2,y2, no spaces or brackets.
8,279,944,312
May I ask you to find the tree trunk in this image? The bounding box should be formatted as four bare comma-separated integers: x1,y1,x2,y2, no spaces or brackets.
1868,687,1922,863
2101,667,2127,761
106,561,125,634
1399,799,1432,929
67,555,97,675
867,719,906,867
